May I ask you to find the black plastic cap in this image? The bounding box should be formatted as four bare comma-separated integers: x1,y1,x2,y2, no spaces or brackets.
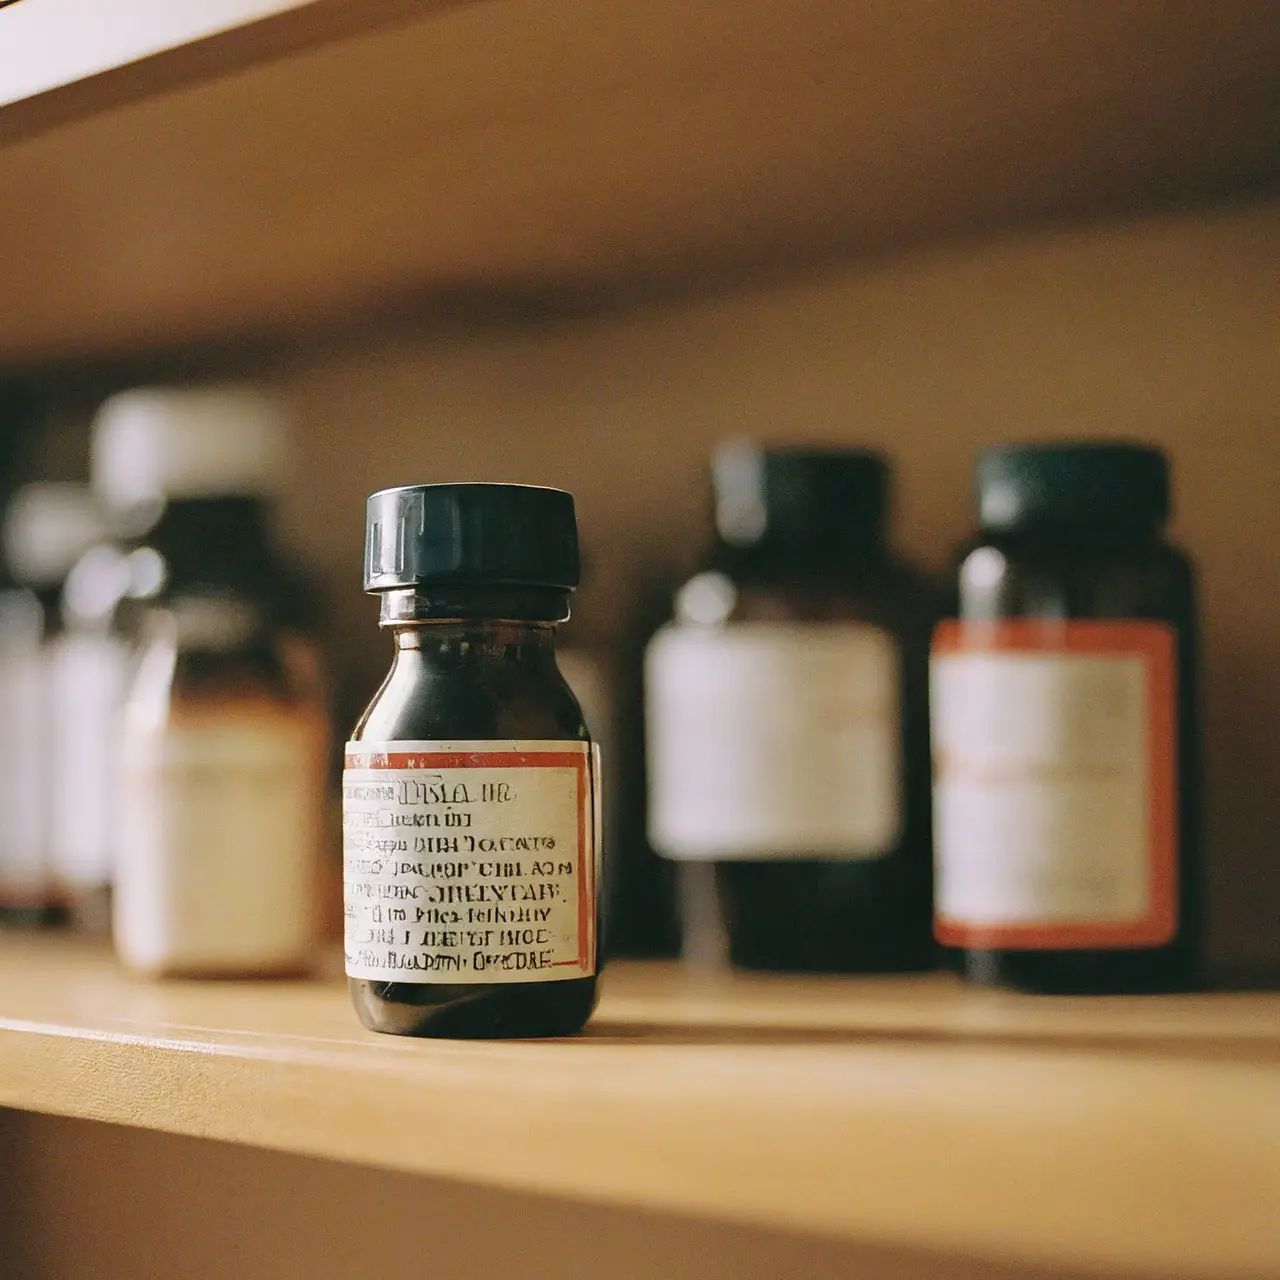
364,484,579,592
712,442,888,548
976,443,1170,531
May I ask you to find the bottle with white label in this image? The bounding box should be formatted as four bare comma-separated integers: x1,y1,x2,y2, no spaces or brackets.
94,387,325,976
345,483,600,1037
933,442,1201,993
646,444,936,972
0,577,49,925
0,483,111,927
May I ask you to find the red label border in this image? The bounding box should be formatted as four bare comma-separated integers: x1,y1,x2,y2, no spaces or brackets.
931,620,1178,950
344,746,595,973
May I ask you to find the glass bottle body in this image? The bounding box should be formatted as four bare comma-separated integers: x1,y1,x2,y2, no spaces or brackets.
113,597,324,977
650,546,937,972
941,524,1201,993
348,587,600,1037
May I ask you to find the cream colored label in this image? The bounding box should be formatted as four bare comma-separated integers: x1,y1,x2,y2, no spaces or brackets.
114,708,320,972
645,623,901,859
932,642,1165,942
343,741,597,983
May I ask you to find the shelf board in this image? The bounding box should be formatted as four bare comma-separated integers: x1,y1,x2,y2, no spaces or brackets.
0,0,1277,364
0,0,424,125
0,939,1277,1277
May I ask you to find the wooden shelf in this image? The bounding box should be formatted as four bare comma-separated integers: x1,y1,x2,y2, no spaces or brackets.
0,1,1277,364
0,939,1277,1278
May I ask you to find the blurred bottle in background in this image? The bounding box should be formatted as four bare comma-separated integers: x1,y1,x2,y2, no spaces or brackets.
646,443,937,972
1,483,110,927
557,647,615,896
560,551,681,959
93,387,326,977
556,550,631,959
0,572,49,925
607,561,682,959
934,442,1201,993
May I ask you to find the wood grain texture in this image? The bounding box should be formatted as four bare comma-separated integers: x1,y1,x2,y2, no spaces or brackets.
0,1111,1111,1280
0,938,1277,1278
0,0,1277,362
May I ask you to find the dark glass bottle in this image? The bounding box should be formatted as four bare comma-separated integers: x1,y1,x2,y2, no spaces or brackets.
346,483,600,1038
646,444,936,972
934,442,1201,993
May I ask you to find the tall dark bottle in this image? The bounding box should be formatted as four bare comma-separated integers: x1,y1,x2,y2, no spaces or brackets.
933,442,1201,993
646,443,935,972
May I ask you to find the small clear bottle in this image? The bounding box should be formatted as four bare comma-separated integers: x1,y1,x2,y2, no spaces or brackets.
933,442,1201,993
646,443,936,972
345,483,600,1038
94,387,326,977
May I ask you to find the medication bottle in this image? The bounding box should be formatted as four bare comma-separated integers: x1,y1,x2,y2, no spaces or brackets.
933,442,1201,993
96,387,326,977
0,574,49,924
0,483,109,926
345,483,600,1038
646,444,936,972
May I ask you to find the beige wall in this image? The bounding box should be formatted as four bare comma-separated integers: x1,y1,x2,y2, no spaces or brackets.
262,196,1280,973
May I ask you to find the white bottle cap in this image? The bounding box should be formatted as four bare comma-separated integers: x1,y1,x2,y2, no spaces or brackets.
92,386,285,510
3,483,108,587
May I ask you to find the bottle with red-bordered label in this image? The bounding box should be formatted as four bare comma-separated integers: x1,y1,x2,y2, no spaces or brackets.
933,442,1202,992
345,483,600,1037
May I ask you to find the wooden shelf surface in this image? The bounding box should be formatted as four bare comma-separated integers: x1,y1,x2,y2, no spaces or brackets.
0,0,1278,364
0,938,1277,1277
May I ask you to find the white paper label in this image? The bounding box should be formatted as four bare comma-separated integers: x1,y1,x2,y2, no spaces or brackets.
47,632,128,889
646,623,901,859
0,647,46,898
343,740,597,983
933,650,1154,933
114,708,320,972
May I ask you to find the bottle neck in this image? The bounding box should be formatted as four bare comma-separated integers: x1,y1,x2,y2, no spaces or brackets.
714,529,888,576
377,584,571,627
386,620,561,696
392,618,558,655
140,496,274,596
983,517,1163,547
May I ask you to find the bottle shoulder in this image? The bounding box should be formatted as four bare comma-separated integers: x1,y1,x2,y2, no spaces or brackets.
956,526,1191,567
667,549,938,632
352,637,588,744
123,604,312,720
951,528,1195,621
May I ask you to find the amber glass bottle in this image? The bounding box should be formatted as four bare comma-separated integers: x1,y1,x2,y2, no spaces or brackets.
933,442,1201,993
646,444,936,972
346,483,600,1037
97,390,326,977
